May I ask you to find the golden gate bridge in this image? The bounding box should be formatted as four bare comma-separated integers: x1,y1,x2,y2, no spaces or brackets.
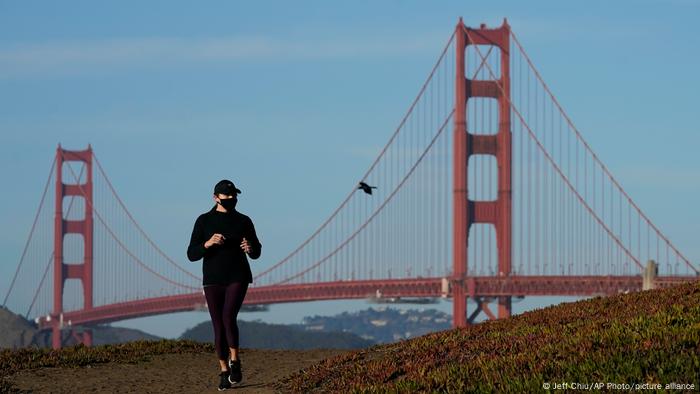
3,19,697,349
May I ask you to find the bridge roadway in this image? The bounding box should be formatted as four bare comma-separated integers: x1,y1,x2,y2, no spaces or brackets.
36,275,697,330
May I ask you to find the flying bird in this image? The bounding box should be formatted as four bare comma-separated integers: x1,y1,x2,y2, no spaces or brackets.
358,182,377,195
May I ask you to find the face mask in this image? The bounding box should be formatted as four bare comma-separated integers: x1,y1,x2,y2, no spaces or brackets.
218,197,237,210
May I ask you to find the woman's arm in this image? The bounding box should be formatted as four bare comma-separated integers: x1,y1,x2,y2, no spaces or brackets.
244,216,262,260
187,216,207,262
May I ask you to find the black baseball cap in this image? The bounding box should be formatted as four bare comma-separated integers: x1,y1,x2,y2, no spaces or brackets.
213,179,242,196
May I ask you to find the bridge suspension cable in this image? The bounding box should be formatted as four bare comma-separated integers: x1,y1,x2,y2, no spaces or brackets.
509,30,695,273
255,30,458,282
2,157,56,308
275,110,455,284
462,26,697,277
62,160,200,291
93,154,202,282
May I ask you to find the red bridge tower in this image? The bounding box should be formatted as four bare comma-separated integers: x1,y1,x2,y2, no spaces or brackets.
453,19,513,327
52,145,94,348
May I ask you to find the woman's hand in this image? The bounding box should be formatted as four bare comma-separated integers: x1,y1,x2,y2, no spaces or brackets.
204,233,225,249
240,237,251,254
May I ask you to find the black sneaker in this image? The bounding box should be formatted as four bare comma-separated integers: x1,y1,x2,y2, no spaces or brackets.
228,358,242,384
218,370,231,391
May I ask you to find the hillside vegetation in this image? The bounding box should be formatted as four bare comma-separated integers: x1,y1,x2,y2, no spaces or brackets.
280,281,700,393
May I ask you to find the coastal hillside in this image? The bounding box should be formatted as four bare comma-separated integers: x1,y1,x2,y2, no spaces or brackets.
0,306,160,349
281,281,700,392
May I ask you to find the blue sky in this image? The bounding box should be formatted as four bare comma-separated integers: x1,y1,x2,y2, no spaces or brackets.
1,1,699,338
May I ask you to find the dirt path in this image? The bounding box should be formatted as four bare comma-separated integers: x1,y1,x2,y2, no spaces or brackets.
7,348,351,393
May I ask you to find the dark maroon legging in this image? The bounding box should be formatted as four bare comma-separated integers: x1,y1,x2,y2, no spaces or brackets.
203,281,249,360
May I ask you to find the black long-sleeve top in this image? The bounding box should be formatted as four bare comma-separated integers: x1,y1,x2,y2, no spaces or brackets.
187,206,262,286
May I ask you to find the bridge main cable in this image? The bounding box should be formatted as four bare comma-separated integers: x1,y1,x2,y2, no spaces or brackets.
93,154,202,281
2,157,56,308
509,30,695,272
274,109,455,284
255,30,457,280
63,160,200,291
466,27,699,275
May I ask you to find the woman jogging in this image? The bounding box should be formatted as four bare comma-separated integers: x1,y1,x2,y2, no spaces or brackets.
187,179,262,391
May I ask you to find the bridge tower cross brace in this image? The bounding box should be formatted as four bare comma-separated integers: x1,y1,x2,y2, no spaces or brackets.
52,145,94,349
452,19,513,327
